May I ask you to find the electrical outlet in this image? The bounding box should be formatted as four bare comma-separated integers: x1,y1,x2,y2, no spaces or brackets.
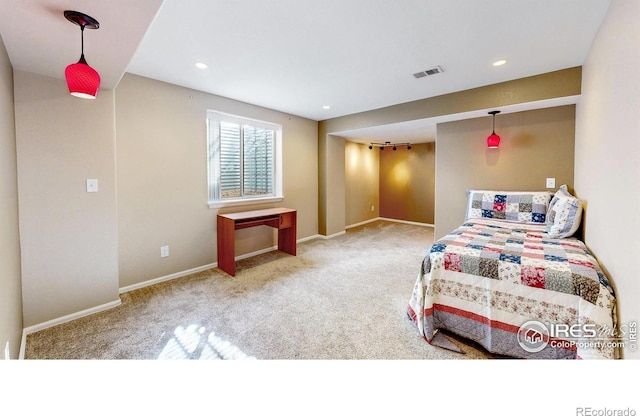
86,179,98,193
546,178,556,189
371,205,375,212
160,246,169,258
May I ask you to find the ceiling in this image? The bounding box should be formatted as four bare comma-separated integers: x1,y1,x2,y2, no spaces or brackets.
0,0,611,143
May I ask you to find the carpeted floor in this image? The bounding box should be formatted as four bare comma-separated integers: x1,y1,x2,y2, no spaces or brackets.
24,220,494,360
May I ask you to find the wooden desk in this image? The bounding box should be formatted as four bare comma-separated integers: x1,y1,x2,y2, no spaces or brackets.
217,208,296,276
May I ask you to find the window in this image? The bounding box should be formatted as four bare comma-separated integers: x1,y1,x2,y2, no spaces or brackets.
207,111,283,208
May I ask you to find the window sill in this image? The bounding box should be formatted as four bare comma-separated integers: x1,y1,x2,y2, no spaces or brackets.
208,195,284,209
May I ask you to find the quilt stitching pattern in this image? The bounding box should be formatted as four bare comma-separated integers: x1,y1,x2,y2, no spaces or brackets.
410,218,618,359
426,220,612,304
468,191,550,223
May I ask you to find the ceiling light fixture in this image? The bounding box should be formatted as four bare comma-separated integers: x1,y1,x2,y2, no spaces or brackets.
64,10,101,99
195,62,208,69
368,141,412,151
323,105,331,110
493,59,507,66
487,110,501,148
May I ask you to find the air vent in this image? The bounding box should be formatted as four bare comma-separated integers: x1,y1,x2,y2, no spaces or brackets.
413,66,444,79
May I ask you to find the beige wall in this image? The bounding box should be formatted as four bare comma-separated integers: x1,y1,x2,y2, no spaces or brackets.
318,133,346,237
345,141,435,226
575,0,640,359
14,71,120,327
320,67,581,134
8,7,637,358
345,141,379,226
0,35,22,358
116,74,318,288
435,105,575,239
10,69,318,329
380,142,435,224
319,67,582,236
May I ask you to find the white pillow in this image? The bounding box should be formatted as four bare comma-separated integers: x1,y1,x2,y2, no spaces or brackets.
546,185,583,238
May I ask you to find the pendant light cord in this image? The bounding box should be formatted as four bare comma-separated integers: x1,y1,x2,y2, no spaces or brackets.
78,24,88,64
80,25,85,56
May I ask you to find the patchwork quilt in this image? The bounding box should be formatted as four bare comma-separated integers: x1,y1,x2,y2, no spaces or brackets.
465,190,551,224
407,218,618,359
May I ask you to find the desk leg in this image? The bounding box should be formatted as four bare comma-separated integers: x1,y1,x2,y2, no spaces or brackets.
217,216,236,276
278,215,296,256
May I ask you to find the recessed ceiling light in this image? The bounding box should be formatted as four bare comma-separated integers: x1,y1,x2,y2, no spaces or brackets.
323,105,331,110
195,62,208,69
493,59,507,67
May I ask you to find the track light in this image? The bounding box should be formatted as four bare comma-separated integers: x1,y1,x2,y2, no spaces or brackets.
368,141,412,151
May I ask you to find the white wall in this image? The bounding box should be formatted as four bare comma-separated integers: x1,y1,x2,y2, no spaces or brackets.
0,35,23,358
575,0,640,359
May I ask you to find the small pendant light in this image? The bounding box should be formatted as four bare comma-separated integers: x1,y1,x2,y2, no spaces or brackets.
64,10,101,99
487,110,501,148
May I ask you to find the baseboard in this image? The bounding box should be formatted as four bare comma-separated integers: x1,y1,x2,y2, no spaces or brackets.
320,230,346,239
380,217,434,228
17,231,361,358
298,234,321,243
119,234,323,294
345,217,382,229
346,216,434,229
20,298,122,359
119,263,218,294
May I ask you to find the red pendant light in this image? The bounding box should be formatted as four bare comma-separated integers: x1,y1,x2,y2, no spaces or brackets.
487,110,501,148
64,11,101,99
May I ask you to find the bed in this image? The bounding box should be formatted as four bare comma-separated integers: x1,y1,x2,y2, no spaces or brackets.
407,186,618,359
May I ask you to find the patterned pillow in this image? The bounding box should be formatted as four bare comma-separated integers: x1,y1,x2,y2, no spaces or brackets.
465,190,552,223
546,185,583,238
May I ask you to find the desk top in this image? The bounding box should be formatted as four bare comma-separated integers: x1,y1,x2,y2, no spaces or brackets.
218,207,295,221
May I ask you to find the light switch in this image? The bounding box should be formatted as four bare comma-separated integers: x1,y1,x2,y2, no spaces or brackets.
546,178,556,189
86,179,98,193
